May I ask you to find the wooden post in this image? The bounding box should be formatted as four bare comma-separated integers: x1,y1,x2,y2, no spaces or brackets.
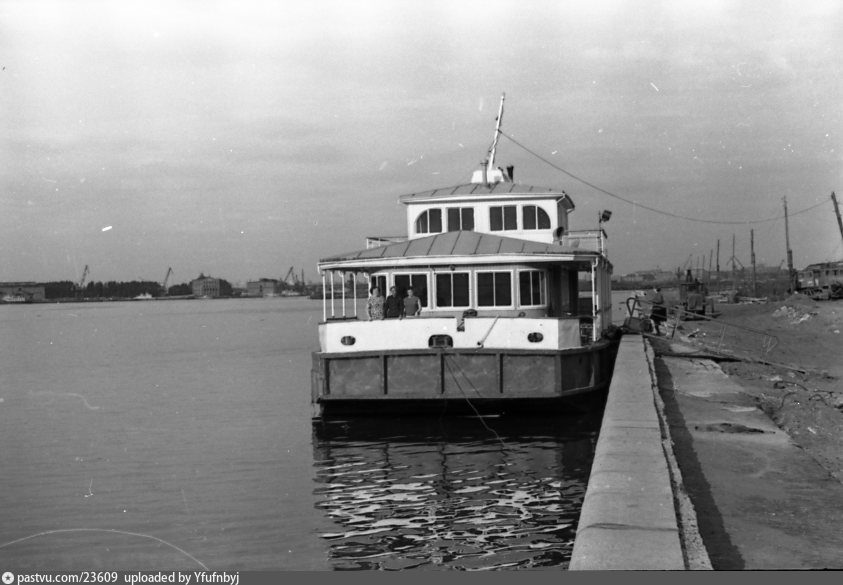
716,239,720,292
832,192,843,248
708,249,713,287
731,234,736,290
750,229,757,297
784,197,795,292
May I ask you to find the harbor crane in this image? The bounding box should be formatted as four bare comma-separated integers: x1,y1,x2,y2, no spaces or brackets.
283,266,300,287
75,265,89,298
78,265,89,290
162,267,173,295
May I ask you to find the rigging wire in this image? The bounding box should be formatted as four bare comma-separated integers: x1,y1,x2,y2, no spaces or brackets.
498,130,830,225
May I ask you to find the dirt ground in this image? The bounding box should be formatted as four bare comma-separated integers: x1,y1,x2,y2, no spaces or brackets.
652,295,843,482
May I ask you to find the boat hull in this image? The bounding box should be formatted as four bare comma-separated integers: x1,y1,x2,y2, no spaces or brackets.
310,338,620,419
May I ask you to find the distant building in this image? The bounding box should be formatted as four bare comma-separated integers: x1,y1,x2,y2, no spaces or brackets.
246,279,281,297
615,270,674,284
798,260,843,289
191,274,220,298
0,282,46,302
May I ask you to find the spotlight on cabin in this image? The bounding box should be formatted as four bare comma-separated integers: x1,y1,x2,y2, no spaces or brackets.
599,210,612,223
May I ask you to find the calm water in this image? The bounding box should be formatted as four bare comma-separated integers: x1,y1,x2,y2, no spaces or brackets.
0,297,608,571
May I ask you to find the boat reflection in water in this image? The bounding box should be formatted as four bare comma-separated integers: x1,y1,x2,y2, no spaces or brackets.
312,409,603,570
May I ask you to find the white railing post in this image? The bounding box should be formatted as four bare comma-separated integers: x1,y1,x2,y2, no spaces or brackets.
591,259,598,341
353,272,358,318
341,271,347,317
321,272,326,322
330,271,335,318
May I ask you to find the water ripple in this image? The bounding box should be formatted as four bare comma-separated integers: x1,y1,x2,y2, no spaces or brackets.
312,416,600,570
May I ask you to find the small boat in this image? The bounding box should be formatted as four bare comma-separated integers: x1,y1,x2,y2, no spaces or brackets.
310,95,620,419
1,292,33,304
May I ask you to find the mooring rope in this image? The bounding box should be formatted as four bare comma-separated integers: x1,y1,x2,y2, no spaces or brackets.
442,354,506,448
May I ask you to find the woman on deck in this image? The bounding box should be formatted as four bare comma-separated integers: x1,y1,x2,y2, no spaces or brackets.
367,287,385,321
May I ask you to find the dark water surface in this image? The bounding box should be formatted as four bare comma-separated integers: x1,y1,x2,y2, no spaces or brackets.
0,298,604,570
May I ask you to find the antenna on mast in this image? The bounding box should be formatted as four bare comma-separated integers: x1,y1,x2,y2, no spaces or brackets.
486,93,505,176
471,93,511,185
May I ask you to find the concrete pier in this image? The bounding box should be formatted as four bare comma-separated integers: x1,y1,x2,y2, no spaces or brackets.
570,334,686,570
572,330,843,570
655,350,843,569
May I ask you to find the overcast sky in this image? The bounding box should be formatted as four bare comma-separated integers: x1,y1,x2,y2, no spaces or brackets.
2,0,841,285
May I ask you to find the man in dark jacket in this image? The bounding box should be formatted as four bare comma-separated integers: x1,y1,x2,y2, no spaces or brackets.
650,287,666,335
384,286,403,319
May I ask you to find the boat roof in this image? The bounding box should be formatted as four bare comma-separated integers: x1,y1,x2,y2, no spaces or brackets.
318,230,605,272
398,182,574,208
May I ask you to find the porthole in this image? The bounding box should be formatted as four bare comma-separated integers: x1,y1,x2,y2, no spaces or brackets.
340,336,356,346
429,335,453,348
527,332,544,343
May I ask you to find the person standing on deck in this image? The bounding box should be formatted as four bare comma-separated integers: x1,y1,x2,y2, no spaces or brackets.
650,287,666,335
403,287,421,318
384,286,403,319
367,287,385,321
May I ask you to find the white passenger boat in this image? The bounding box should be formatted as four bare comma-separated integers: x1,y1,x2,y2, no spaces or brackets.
311,96,620,419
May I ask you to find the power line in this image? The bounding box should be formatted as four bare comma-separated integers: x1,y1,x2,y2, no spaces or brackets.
499,130,829,225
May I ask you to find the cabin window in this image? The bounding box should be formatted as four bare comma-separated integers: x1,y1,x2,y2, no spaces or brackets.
447,207,474,231
370,275,387,297
394,273,428,307
523,205,551,230
489,206,517,231
518,270,546,306
476,271,512,307
435,272,470,307
415,209,442,234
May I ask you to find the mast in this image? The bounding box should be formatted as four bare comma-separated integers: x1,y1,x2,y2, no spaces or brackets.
472,94,508,185
486,93,505,177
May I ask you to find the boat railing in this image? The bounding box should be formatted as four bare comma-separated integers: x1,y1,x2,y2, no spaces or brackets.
558,229,607,255
625,296,778,361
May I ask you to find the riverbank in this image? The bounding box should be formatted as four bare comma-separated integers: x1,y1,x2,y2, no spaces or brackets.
648,295,843,569
660,295,843,481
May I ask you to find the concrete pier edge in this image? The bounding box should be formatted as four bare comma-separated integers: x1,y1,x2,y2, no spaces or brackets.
644,337,712,570
569,334,711,570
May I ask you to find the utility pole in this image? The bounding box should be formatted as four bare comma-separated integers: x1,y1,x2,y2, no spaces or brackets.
716,239,720,291
832,192,843,249
783,197,795,292
708,249,713,287
731,233,736,289
750,228,757,297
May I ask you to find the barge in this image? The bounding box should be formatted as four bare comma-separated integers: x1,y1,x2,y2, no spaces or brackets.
310,95,619,418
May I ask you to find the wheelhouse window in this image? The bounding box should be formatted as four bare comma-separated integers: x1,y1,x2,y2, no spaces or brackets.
447,207,474,231
394,273,428,307
489,205,517,231
519,270,546,306
415,209,442,234
476,271,512,307
523,205,551,230
435,272,470,307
